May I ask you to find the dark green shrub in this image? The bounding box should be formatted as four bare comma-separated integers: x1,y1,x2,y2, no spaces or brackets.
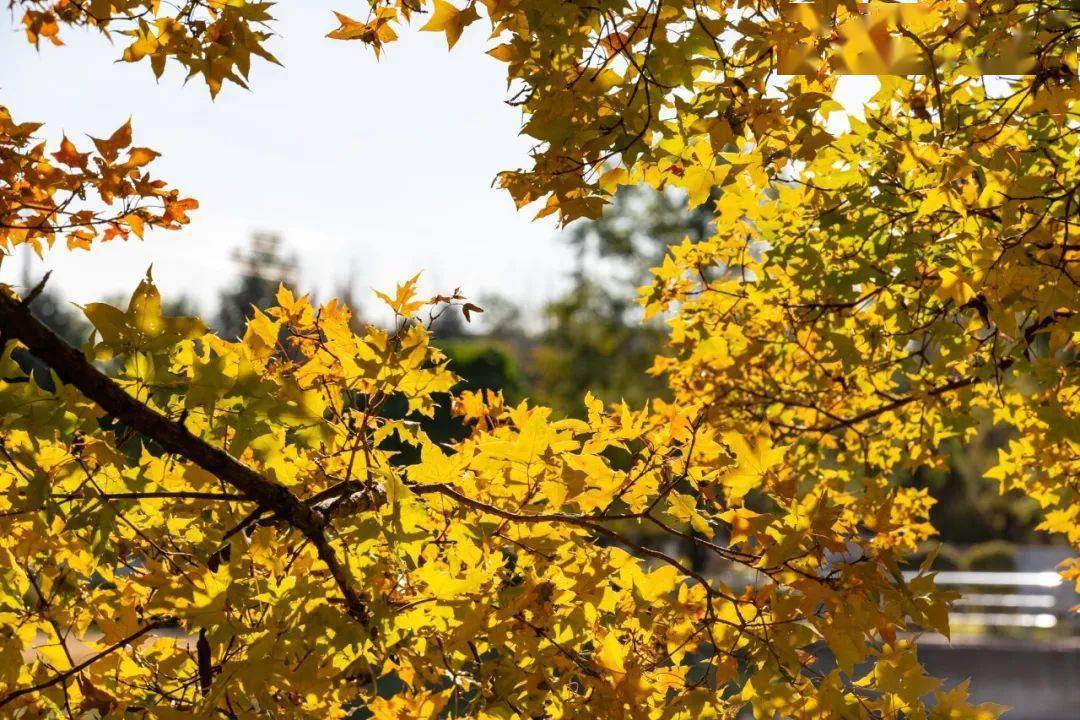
962,540,1017,571
904,543,962,571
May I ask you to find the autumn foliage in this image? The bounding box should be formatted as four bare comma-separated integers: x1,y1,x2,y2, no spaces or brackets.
1,1,1076,718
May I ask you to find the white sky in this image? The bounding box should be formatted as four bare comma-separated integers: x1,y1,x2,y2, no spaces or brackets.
1,3,571,320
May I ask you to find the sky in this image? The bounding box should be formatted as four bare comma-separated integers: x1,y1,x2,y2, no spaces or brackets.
0,2,572,321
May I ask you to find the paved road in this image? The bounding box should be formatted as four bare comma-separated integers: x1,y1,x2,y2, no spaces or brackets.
918,638,1080,720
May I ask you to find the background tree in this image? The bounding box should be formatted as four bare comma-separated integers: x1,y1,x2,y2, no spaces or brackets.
215,232,296,340
533,186,713,413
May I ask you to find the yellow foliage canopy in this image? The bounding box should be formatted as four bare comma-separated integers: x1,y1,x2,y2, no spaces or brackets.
1,0,1076,717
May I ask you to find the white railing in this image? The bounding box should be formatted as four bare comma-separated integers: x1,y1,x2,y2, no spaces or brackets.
903,570,1074,632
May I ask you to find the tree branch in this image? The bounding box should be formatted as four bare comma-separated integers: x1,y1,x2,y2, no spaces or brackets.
0,291,369,623
412,482,736,602
0,618,171,710
810,365,1011,434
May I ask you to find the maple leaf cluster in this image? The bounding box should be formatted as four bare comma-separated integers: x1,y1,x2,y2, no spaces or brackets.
0,108,196,254
13,0,279,96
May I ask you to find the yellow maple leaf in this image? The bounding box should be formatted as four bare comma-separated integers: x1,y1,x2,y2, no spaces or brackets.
595,632,627,675
718,432,786,500
420,0,480,49
374,272,426,317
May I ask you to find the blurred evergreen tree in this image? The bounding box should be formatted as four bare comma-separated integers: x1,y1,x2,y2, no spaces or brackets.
215,232,296,339
381,321,524,464
909,435,1042,546
534,277,666,412
534,185,713,415
426,337,524,445
565,183,713,274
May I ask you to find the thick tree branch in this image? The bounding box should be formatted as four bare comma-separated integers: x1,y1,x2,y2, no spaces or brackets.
0,291,369,623
51,490,247,502
0,292,308,524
